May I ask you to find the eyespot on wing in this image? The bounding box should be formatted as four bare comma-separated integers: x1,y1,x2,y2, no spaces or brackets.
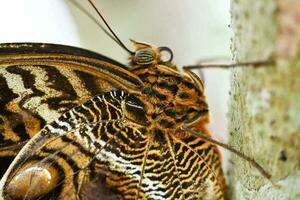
4,160,60,200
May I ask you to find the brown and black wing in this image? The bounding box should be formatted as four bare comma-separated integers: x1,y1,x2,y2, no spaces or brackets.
0,89,225,199
0,90,148,200
106,127,225,200
99,128,225,200
0,43,142,175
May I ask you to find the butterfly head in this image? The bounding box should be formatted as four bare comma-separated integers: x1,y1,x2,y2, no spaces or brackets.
127,41,208,129
130,39,173,65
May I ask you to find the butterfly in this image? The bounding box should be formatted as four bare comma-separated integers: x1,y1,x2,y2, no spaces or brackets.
0,1,272,200
0,41,227,200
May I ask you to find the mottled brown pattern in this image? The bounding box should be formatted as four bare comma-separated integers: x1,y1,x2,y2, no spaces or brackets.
0,43,225,199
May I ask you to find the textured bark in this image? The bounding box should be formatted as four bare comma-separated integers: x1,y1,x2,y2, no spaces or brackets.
228,0,300,199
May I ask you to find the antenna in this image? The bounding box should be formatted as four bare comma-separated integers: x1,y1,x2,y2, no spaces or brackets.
87,0,134,54
68,0,119,44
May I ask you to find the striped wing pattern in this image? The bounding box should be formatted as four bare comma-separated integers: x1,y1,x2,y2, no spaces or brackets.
0,43,225,200
1,91,224,199
0,43,140,174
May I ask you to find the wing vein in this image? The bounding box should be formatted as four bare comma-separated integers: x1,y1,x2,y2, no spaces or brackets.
170,134,223,195
135,133,152,200
165,133,186,200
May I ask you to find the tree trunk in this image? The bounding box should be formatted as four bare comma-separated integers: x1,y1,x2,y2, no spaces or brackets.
228,0,300,199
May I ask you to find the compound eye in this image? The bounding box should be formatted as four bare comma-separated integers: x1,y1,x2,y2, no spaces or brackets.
5,161,60,200
134,48,156,65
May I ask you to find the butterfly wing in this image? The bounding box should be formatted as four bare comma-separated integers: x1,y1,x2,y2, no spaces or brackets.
103,125,225,199
0,90,148,200
97,128,225,200
0,43,142,174
0,89,225,200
